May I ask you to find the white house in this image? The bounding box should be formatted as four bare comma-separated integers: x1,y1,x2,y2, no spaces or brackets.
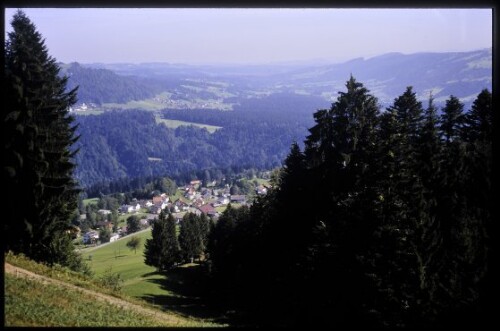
98,209,112,215
216,197,229,206
120,204,139,213
109,233,120,242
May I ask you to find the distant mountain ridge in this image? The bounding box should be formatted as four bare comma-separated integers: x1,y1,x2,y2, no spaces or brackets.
273,48,492,105
68,48,491,108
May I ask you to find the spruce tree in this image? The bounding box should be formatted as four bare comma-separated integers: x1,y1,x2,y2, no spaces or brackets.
179,213,203,263
300,76,381,326
3,10,83,270
440,95,465,143
144,213,166,271
465,89,492,142
144,211,180,271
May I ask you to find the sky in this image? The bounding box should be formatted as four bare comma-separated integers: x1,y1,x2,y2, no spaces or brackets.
4,8,493,65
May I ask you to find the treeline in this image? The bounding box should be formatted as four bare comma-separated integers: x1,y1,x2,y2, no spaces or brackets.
203,77,492,328
62,62,164,105
74,107,310,188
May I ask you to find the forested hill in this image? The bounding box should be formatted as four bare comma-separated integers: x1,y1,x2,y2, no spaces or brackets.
59,62,165,105
73,97,321,188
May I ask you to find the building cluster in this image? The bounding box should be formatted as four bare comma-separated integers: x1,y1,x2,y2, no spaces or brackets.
79,179,269,247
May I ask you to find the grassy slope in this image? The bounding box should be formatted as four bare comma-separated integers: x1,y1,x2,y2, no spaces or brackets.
4,274,168,327
4,252,222,327
79,229,227,324
80,230,161,297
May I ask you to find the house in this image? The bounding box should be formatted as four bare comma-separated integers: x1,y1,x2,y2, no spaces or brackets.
230,195,247,204
190,180,202,187
83,231,99,244
198,204,217,216
256,185,268,195
160,193,170,203
175,199,189,211
152,195,163,205
138,199,152,208
98,209,112,216
139,218,149,228
132,203,141,212
118,226,127,235
96,221,113,231
149,205,162,214
109,233,120,242
120,204,135,213
201,188,212,199
193,197,205,208
185,188,196,200
216,196,229,206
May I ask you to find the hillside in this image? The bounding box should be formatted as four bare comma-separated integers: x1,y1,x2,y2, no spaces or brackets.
60,62,165,105
277,48,492,105
4,254,221,327
68,49,491,189
73,98,317,188
74,48,492,107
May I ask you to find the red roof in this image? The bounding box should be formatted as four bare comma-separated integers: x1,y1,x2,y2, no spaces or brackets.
198,204,216,214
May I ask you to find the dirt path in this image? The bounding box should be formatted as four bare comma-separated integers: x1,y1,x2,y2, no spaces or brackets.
4,262,187,326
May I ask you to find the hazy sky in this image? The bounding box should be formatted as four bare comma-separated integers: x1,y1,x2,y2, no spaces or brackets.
4,8,492,65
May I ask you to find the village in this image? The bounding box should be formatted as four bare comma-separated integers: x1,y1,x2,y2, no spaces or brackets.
77,179,270,247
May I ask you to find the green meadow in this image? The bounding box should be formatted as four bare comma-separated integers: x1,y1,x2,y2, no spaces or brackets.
81,230,162,297
155,115,222,133
79,229,226,324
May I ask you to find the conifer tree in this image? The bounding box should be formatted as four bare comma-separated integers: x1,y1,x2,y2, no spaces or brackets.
179,213,204,263
3,10,83,270
144,211,180,271
440,95,465,143
465,89,492,142
144,212,166,271
300,76,381,326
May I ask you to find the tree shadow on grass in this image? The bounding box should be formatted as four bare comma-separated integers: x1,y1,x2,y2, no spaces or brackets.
139,264,233,324
140,271,158,278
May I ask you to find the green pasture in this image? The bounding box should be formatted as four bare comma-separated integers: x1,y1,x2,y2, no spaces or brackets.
83,198,99,207
81,229,181,299
155,116,222,133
